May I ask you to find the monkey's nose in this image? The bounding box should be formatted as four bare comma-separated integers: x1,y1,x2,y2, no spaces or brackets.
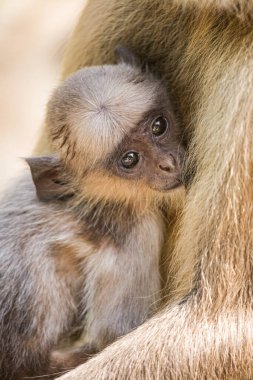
159,154,177,173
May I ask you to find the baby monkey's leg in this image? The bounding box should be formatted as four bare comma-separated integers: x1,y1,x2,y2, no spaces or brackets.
48,216,162,375
83,242,161,350
48,244,160,376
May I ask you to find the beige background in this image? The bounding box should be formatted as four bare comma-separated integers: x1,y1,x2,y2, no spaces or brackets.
0,0,85,191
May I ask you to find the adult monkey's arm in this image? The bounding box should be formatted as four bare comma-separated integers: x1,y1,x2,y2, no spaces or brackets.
37,0,253,378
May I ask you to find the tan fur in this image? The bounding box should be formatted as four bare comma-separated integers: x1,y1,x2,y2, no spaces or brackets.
30,0,253,378
52,243,83,281
173,0,253,17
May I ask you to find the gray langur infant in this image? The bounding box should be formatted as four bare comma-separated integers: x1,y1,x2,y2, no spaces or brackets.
0,48,185,379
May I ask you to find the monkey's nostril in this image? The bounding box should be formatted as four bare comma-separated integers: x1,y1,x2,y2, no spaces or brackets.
159,155,176,172
159,164,171,172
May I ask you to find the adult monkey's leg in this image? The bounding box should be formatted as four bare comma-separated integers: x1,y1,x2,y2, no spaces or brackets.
38,0,253,378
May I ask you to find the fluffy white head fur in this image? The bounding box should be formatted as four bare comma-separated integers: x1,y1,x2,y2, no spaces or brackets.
47,63,160,165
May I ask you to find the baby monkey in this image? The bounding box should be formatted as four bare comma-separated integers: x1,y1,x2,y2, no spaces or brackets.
0,48,185,379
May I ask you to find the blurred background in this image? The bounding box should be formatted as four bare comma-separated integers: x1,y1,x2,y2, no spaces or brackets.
0,0,85,191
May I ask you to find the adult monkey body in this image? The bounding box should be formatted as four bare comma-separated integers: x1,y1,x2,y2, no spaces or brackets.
32,0,253,379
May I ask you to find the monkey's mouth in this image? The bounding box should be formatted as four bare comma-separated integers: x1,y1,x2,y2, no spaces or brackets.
162,180,183,191
150,178,183,193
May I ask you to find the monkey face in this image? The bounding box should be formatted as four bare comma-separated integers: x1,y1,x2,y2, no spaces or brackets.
106,111,185,193
47,60,185,200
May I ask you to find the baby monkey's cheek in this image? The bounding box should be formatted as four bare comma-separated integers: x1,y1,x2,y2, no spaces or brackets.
79,171,146,202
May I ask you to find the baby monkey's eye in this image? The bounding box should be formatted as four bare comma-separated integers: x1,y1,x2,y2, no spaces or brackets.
121,151,139,169
151,116,168,136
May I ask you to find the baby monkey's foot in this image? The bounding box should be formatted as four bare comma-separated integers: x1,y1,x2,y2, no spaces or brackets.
48,344,98,379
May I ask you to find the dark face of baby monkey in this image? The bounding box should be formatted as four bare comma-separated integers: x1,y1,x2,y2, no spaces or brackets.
47,48,185,204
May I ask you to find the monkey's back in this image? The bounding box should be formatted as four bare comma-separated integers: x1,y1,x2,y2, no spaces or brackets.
0,174,87,379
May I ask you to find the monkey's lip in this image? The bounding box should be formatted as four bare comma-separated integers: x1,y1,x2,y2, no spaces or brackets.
162,181,183,191
159,180,183,192
151,180,183,193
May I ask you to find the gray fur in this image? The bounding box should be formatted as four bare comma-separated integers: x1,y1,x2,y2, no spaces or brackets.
0,174,82,378
0,170,164,379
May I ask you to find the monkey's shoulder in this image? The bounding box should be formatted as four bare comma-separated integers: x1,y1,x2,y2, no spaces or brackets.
0,173,84,254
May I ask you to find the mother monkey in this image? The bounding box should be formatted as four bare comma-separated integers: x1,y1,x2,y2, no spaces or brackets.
38,1,253,379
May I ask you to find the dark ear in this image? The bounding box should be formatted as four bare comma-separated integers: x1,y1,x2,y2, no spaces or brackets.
25,156,73,202
115,46,141,67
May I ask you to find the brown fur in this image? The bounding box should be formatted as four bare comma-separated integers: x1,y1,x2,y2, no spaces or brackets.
36,0,253,379
175,0,253,19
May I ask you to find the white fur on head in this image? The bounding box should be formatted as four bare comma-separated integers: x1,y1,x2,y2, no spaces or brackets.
47,63,161,166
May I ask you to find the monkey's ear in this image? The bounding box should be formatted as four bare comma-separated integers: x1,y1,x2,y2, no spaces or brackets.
115,46,141,67
25,156,73,202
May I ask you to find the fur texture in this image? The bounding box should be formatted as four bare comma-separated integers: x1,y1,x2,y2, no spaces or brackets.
0,59,185,378
174,0,253,18
26,0,253,379
0,160,166,380
0,174,84,379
